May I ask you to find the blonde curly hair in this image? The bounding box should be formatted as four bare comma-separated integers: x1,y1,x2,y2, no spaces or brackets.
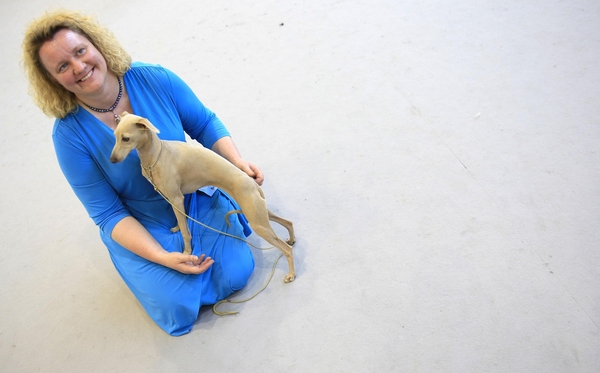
22,10,131,118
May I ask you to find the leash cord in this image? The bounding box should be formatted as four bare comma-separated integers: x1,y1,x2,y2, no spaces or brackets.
147,180,280,316
213,252,283,316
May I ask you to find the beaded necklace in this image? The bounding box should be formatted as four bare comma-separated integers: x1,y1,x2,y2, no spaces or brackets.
81,76,123,124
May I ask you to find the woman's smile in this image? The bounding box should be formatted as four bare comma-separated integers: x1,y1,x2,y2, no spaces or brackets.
79,68,93,82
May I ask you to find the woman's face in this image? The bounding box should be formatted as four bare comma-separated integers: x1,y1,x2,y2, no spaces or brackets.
38,28,109,99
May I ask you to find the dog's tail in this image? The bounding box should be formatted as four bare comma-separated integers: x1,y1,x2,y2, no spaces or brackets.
224,210,242,228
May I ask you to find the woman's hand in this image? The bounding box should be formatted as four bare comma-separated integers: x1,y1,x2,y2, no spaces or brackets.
232,158,264,186
211,136,264,185
162,252,214,274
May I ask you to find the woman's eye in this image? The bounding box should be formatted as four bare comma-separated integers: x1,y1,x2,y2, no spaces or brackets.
58,63,68,73
77,48,86,55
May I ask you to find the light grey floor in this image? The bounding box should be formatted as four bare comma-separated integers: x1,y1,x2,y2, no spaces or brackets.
2,0,599,372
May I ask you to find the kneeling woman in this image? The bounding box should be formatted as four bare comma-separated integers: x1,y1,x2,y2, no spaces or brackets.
22,10,259,336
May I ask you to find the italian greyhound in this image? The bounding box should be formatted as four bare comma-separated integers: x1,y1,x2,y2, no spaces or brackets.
109,112,296,283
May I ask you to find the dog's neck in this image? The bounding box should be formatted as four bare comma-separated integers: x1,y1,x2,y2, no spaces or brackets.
137,130,163,169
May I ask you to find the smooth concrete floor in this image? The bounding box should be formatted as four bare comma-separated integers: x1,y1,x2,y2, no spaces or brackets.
1,1,599,372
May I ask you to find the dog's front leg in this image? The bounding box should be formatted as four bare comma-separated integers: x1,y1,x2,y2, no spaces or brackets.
168,192,192,255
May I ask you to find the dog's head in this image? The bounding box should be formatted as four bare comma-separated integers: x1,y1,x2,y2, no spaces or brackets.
109,111,160,163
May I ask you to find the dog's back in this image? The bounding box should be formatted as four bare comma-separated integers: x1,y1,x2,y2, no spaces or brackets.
155,140,261,199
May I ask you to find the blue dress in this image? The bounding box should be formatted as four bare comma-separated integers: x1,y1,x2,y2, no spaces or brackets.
52,62,255,336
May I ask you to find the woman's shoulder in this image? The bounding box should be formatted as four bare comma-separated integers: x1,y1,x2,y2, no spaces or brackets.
52,109,81,134
126,62,180,88
129,61,162,70
51,111,89,149
127,62,175,78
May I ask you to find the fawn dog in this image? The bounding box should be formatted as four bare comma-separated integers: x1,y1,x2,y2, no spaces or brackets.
109,112,296,283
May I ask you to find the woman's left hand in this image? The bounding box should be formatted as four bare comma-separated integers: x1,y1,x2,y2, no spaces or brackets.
211,137,264,186
233,159,264,186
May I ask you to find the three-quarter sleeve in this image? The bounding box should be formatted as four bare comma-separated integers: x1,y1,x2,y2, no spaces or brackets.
52,122,130,236
159,67,230,148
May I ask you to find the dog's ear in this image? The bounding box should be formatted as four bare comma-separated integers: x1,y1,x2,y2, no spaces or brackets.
136,118,161,134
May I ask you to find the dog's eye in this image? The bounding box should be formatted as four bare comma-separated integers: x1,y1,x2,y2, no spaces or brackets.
122,137,130,142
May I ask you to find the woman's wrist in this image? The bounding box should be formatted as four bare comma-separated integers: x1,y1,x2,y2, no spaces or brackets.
150,248,172,267
211,136,242,163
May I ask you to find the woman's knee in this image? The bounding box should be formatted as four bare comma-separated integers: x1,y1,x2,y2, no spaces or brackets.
226,246,255,291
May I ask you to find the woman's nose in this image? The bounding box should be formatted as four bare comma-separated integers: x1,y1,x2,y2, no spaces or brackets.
72,59,86,75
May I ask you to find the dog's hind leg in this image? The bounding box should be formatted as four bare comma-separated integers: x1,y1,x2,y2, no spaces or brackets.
226,208,295,246
253,224,296,283
267,210,296,246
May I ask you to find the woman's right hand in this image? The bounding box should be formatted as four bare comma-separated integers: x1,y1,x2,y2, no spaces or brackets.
161,252,214,274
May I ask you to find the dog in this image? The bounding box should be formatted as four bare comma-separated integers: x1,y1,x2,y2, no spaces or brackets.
109,112,296,283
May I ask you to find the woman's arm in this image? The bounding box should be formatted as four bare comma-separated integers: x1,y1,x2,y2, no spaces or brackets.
158,66,264,185
212,136,264,185
111,216,214,274
53,121,211,274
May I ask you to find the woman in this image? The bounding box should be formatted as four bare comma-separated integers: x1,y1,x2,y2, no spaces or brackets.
22,10,259,336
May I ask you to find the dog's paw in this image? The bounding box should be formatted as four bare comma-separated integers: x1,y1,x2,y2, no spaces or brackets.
284,273,296,283
170,226,180,233
286,238,296,246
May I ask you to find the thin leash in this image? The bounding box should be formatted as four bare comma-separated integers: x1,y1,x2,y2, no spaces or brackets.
212,253,283,316
142,155,281,316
